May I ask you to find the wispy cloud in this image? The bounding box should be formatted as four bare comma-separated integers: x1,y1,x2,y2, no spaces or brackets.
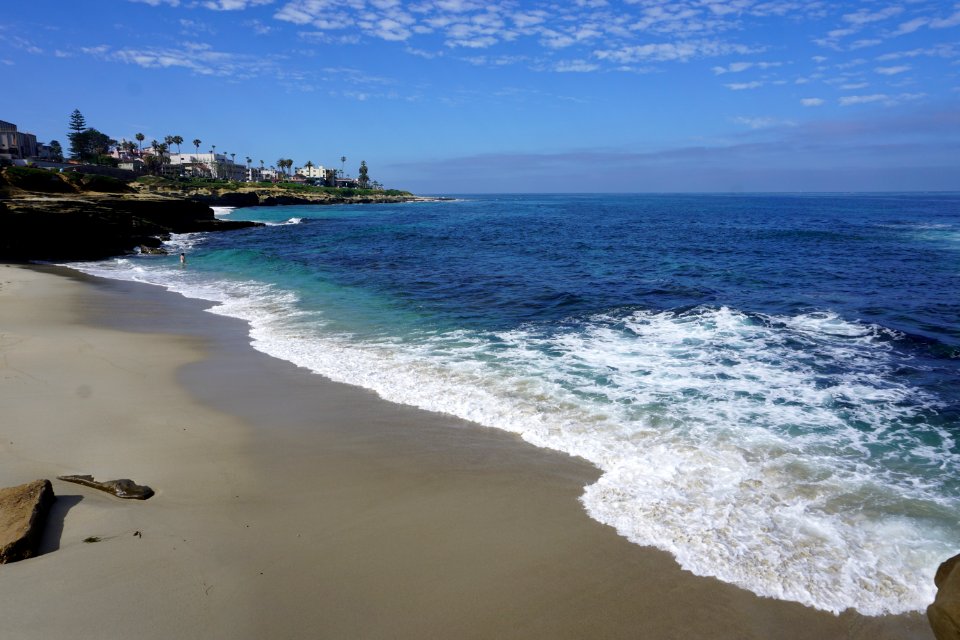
725,80,763,90
875,64,911,75
731,116,794,129
839,92,925,106
801,97,825,106
80,42,284,79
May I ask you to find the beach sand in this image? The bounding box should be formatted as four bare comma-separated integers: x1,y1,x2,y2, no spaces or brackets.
0,263,933,639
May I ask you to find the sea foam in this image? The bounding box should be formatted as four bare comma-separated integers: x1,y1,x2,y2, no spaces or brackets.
67,246,957,616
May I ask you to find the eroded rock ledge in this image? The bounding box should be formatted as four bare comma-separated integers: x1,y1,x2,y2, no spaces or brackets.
0,195,260,261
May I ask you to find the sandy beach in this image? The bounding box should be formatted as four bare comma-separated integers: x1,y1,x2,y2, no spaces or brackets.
0,263,933,639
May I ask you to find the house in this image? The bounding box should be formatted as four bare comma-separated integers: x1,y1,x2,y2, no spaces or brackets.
296,164,326,179
168,152,246,180
0,120,38,161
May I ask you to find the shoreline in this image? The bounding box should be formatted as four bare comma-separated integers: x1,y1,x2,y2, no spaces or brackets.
0,263,933,639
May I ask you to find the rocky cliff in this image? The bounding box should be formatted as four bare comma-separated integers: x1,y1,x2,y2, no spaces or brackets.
0,167,261,261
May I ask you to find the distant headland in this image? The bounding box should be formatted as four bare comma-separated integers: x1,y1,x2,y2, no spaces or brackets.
0,110,428,262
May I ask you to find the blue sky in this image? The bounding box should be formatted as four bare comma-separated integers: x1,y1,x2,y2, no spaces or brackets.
3,0,959,192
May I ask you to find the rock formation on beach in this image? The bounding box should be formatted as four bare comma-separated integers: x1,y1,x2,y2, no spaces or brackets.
0,167,260,261
0,166,426,262
929,553,960,640
0,479,55,563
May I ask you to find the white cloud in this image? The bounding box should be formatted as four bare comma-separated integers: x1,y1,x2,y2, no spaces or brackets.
204,0,274,8
595,40,756,64
876,44,958,61
875,64,911,75
931,7,960,28
893,17,929,35
801,97,825,106
839,92,925,106
725,80,763,90
731,116,792,129
839,93,888,105
712,61,754,74
842,6,903,25
849,39,881,50
555,59,599,72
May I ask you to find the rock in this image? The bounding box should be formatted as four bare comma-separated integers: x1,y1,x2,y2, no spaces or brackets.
0,479,55,563
57,474,154,500
929,553,960,640
139,244,167,255
0,196,261,261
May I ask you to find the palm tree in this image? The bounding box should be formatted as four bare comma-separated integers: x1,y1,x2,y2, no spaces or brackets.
340,155,346,176
135,132,145,156
304,160,314,176
192,138,201,156
150,139,159,155
277,158,286,176
172,135,184,155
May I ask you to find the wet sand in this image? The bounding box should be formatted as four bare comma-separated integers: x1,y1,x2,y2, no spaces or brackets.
0,263,932,639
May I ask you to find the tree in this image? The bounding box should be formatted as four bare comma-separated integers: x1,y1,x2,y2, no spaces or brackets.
87,129,115,164
48,140,63,162
277,158,288,176
67,109,87,160
358,161,369,188
135,132,145,155
340,155,346,176
192,138,201,157
172,135,183,155
69,127,115,163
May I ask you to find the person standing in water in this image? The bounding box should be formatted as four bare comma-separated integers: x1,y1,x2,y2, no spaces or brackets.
180,252,186,266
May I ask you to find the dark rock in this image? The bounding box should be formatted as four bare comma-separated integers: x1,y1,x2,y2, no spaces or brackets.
0,479,55,563
57,474,154,500
192,191,260,207
0,196,261,261
929,552,960,640
139,244,167,255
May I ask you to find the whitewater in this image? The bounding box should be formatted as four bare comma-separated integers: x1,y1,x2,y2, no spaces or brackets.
67,193,960,615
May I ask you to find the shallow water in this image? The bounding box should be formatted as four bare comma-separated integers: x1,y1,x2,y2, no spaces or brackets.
72,193,960,614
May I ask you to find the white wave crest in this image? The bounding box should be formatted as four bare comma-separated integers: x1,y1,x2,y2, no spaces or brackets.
59,259,958,615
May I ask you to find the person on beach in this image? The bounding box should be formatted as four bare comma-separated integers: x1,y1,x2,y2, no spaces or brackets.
180,252,186,266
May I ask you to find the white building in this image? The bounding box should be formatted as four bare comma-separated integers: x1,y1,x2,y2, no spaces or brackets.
295,164,326,179
168,152,246,180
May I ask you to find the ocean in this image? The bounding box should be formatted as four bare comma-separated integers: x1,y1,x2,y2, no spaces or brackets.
70,193,959,615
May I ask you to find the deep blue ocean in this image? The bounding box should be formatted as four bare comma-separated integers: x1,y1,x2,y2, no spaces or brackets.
74,193,959,614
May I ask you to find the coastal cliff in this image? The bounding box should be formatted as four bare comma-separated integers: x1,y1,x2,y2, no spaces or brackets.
132,178,424,207
0,168,428,262
0,167,260,261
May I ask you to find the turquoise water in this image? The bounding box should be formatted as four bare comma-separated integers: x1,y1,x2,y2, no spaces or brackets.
73,193,960,614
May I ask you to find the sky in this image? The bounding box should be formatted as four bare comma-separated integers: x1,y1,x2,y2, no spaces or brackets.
3,0,959,193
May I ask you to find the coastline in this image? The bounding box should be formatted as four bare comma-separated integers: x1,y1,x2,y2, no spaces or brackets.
0,263,933,639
